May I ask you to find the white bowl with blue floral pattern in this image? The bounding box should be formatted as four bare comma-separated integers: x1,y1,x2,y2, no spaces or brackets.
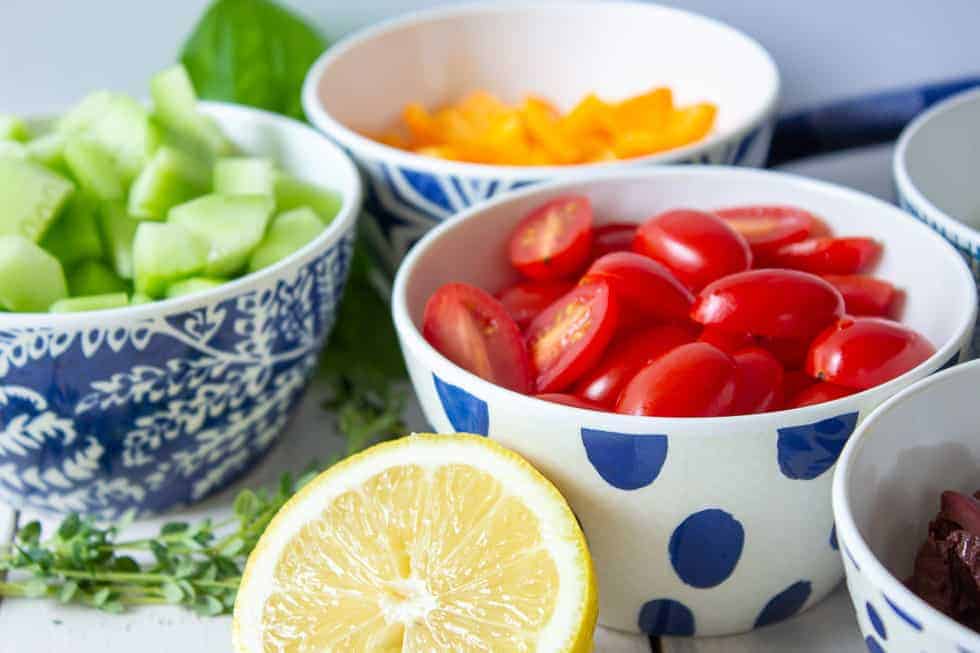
302,1,780,273
391,166,977,637
0,103,361,518
833,358,980,653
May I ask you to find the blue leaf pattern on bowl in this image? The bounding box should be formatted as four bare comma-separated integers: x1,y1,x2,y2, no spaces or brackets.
777,411,859,480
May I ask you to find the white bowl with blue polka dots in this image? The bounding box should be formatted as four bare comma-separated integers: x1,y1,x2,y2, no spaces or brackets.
833,358,980,653
302,1,779,273
391,166,977,637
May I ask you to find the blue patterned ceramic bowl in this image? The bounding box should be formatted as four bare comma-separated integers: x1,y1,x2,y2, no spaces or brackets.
0,103,361,518
833,359,980,653
392,167,976,637
302,1,779,273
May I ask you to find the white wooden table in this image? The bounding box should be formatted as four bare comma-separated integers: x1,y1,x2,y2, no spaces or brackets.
0,145,894,653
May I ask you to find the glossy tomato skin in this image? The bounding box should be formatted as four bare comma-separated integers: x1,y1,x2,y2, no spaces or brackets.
496,279,575,330
616,342,738,417
536,393,604,410
691,269,845,339
509,195,594,280
786,381,855,408
714,205,816,259
822,275,901,318
423,282,533,393
767,237,882,275
525,279,619,393
592,222,638,258
572,324,695,406
730,347,784,415
781,370,817,406
581,251,694,323
697,325,753,354
756,334,811,369
632,209,752,291
806,316,936,390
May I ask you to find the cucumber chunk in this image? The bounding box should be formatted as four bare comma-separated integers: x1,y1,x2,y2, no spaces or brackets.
97,202,139,279
41,195,104,266
165,277,227,299
0,158,74,241
0,235,68,311
248,206,324,272
168,194,273,277
130,293,153,306
213,157,274,196
150,65,234,157
0,115,29,142
128,146,210,220
133,222,209,297
0,141,27,159
63,137,124,200
25,132,68,171
274,172,342,224
67,260,128,297
50,292,128,313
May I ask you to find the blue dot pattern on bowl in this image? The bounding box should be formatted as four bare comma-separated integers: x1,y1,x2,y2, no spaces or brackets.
865,635,886,653
866,602,888,640
581,428,668,490
755,580,812,628
0,233,354,518
669,508,745,588
432,374,489,435
638,598,696,636
776,411,859,480
830,524,839,551
882,594,922,631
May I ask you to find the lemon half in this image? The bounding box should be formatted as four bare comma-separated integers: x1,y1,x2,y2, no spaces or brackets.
233,434,597,652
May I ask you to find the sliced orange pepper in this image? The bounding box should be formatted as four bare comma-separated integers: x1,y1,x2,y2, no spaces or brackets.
614,87,673,132
521,98,581,164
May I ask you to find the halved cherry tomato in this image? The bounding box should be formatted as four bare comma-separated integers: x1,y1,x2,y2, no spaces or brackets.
525,279,619,392
786,381,855,408
423,282,533,393
821,275,901,318
632,209,752,291
536,393,604,410
581,251,694,323
767,237,882,275
592,222,638,258
713,205,817,259
496,279,574,329
698,326,754,354
616,342,738,417
509,195,593,280
756,334,811,368
573,324,695,406
729,347,784,415
782,370,817,405
692,269,844,339
806,316,936,390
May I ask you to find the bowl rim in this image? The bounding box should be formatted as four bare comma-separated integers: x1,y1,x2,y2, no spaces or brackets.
0,100,363,326
391,164,978,429
301,0,781,179
832,357,980,648
893,86,980,249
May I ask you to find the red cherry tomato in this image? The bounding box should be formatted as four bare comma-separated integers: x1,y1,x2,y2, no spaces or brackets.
782,370,817,405
616,342,738,417
787,382,855,408
713,205,817,259
525,279,619,393
423,282,532,393
729,347,784,415
806,317,936,390
821,275,901,318
692,269,844,339
536,393,604,410
632,209,752,291
592,222,638,258
756,335,811,368
508,195,593,280
573,325,695,406
698,326,754,354
767,237,882,275
581,251,694,323
496,279,574,330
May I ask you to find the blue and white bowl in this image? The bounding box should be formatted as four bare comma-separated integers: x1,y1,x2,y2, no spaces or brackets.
392,167,976,637
833,359,980,653
303,1,780,272
0,103,362,518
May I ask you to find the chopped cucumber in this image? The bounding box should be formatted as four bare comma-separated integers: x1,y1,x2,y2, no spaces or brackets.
41,195,104,266
213,157,274,196
130,293,153,306
25,132,68,172
0,158,74,241
128,146,210,220
0,115,29,142
50,292,128,313
150,65,234,157
166,277,227,299
274,172,342,224
67,260,128,297
0,235,68,311
248,206,324,272
0,141,26,159
97,202,139,279
63,136,124,201
133,222,209,297
168,194,273,277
